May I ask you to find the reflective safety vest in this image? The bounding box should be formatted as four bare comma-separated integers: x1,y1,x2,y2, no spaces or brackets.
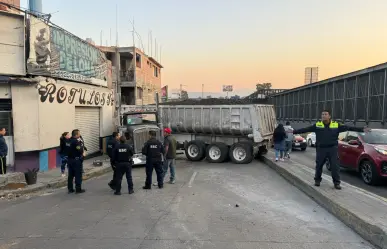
316,121,339,129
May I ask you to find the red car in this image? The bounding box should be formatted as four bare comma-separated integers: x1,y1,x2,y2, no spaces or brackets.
327,129,387,185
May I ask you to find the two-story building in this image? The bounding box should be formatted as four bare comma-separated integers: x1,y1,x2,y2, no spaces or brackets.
99,46,163,108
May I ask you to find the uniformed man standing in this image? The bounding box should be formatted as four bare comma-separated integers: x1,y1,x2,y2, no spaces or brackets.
142,130,164,189
107,132,120,190
293,110,369,190
67,129,86,194
112,136,134,195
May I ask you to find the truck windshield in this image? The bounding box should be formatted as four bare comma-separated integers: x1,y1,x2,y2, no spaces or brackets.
125,114,156,125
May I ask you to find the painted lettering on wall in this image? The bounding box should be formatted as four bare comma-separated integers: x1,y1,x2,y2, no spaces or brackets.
38,83,114,106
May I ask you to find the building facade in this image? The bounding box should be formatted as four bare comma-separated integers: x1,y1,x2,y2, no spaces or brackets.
0,10,114,172
99,46,163,107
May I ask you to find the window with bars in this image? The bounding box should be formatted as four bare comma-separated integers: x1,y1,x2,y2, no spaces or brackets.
0,111,12,136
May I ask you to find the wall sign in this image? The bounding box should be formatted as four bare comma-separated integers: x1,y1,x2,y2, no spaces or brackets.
38,83,114,106
27,16,108,86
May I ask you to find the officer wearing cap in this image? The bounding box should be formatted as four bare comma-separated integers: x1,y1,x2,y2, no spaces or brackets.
112,136,134,195
67,129,86,194
293,109,370,190
142,130,164,189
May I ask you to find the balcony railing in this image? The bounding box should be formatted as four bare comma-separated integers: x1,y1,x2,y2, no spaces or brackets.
120,70,134,82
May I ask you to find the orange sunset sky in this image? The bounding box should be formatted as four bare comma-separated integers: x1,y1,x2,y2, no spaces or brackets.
21,0,387,96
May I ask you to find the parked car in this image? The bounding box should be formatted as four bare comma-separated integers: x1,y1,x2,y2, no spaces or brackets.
333,129,387,185
306,132,316,147
292,135,307,151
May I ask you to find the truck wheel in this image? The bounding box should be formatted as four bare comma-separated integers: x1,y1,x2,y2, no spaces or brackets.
229,142,253,164
206,142,228,163
185,140,206,161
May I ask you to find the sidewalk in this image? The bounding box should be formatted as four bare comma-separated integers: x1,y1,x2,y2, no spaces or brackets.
263,150,387,249
0,155,112,198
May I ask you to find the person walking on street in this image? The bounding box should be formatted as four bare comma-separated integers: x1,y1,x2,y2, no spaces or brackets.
59,132,71,177
293,109,370,190
107,132,120,190
112,136,134,195
273,124,287,162
67,129,86,194
0,127,8,175
142,130,164,190
162,128,177,184
284,122,294,159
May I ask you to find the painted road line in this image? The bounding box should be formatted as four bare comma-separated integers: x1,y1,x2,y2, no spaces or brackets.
188,171,197,188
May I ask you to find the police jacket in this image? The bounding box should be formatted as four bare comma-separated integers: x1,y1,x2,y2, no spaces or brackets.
112,143,134,164
68,137,84,159
107,138,119,158
293,121,364,148
59,137,71,156
0,135,7,158
142,138,164,163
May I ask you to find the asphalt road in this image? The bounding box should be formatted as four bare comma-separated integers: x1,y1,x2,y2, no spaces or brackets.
288,147,387,199
0,160,373,249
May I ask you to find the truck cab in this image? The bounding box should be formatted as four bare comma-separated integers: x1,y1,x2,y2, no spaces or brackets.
118,105,161,165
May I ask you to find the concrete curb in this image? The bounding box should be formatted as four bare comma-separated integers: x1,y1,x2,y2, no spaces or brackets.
262,156,387,249
0,166,112,198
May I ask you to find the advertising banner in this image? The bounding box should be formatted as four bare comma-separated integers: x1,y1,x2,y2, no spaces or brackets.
161,85,168,102
27,16,108,86
222,85,233,92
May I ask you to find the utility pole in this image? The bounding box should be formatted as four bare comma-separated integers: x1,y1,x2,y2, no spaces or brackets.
115,4,121,127
131,18,139,106
159,45,162,63
202,84,204,98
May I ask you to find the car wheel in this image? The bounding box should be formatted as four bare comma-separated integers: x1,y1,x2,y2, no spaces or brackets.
360,160,379,185
301,147,306,151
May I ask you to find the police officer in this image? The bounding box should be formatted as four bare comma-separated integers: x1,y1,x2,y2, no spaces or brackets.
142,130,164,189
67,129,86,194
107,132,120,190
112,136,134,195
125,132,133,146
293,109,369,189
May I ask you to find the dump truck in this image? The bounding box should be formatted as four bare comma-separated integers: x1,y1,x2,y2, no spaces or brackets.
117,97,276,165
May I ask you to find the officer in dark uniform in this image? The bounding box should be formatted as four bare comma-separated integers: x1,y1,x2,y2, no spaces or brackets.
67,129,86,194
125,132,133,146
107,132,120,190
112,136,134,195
293,109,369,189
142,130,164,189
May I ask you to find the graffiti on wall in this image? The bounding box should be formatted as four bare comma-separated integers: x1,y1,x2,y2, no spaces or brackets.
38,83,114,106
27,16,108,86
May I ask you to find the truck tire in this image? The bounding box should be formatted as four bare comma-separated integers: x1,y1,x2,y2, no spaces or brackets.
206,142,228,163
185,140,206,161
229,142,253,164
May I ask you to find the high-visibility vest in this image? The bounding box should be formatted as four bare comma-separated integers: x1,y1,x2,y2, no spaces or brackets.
316,121,339,129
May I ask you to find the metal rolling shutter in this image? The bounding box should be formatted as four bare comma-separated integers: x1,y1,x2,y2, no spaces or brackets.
75,107,100,155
